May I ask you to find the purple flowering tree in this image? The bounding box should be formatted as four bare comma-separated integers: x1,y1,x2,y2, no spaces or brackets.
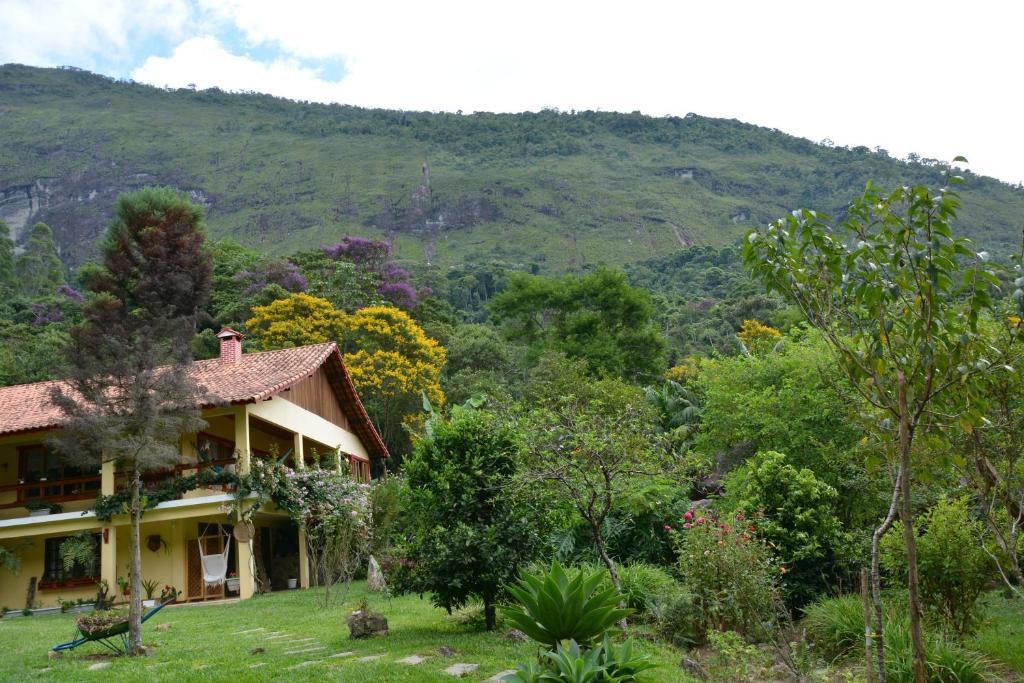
321,236,419,309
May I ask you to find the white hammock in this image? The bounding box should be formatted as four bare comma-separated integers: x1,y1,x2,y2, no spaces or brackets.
198,526,232,589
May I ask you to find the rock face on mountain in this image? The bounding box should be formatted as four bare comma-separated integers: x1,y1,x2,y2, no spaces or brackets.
2,64,1023,272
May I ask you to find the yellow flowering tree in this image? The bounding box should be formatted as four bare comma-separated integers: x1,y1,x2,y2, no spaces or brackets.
338,306,446,457
246,298,446,459
246,293,346,349
737,319,781,356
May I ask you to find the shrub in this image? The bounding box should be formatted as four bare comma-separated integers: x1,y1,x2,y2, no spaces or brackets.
801,594,867,662
731,450,848,607
802,593,995,682
672,508,779,642
501,561,633,648
884,621,992,683
603,562,678,616
881,497,992,634
652,591,702,647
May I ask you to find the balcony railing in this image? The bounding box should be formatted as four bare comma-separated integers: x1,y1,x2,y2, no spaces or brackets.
0,457,238,512
0,473,102,510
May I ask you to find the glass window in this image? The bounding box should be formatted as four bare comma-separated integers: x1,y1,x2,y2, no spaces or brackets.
20,445,100,501
42,534,100,582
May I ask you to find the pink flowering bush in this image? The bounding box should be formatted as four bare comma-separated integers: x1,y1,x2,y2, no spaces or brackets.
670,508,780,642
250,457,372,605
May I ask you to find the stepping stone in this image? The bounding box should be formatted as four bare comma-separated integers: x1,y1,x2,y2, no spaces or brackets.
283,637,316,643
86,662,111,671
195,664,211,670
444,663,479,677
249,663,266,669
232,627,265,635
397,655,428,665
284,646,326,655
287,660,319,670
356,655,383,662
264,634,292,640
488,670,518,682
328,651,355,659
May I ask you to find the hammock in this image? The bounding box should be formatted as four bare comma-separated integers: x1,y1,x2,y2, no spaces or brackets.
198,525,232,589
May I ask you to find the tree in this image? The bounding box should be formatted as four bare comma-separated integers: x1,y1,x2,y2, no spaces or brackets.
731,450,847,607
15,222,65,298
743,177,1019,683
337,305,446,458
397,407,545,629
245,292,347,348
49,187,212,655
247,298,446,459
0,219,15,296
491,267,666,382
518,377,673,603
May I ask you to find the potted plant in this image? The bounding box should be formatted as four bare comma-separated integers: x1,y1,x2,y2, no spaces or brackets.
160,585,179,604
25,501,53,517
116,575,130,599
141,579,160,607
225,571,240,593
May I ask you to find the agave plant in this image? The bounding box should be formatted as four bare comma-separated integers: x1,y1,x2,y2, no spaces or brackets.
501,561,633,649
502,636,656,683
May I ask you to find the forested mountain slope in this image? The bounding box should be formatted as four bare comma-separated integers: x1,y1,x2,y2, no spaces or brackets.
2,64,1022,271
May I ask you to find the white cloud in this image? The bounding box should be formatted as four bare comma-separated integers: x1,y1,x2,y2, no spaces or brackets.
0,0,190,71
131,36,335,101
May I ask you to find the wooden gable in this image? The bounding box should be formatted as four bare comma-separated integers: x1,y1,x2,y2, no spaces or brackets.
280,366,350,431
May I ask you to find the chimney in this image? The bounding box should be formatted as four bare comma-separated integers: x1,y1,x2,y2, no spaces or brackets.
217,328,245,364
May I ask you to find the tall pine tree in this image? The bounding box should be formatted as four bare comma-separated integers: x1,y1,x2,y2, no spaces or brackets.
15,222,64,298
49,188,211,655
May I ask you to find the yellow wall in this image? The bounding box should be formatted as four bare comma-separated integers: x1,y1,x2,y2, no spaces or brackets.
0,526,101,610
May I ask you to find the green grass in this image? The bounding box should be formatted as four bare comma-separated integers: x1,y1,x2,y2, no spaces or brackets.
969,593,1024,676
0,581,693,682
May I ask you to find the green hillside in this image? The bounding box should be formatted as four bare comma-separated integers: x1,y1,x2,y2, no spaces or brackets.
2,64,1022,272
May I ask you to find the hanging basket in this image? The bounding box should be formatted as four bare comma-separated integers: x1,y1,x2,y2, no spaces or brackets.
233,522,254,543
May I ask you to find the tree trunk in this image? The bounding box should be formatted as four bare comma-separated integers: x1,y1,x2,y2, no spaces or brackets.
897,373,926,683
871,462,903,683
128,464,143,655
861,567,876,683
484,596,496,631
590,520,627,631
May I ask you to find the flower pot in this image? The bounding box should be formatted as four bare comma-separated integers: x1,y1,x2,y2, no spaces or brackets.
287,578,298,589
225,577,240,593
142,599,156,608
28,509,51,517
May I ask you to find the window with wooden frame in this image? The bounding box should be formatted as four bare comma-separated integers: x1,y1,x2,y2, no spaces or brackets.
348,455,371,483
39,533,100,587
18,444,100,503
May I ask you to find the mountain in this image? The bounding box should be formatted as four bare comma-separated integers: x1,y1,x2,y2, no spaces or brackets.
2,64,1023,273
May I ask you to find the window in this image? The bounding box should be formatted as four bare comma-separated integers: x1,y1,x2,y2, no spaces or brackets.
349,456,371,483
196,433,235,463
41,534,100,584
18,445,100,502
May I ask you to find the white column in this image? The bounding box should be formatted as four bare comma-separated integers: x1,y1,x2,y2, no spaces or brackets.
293,431,305,470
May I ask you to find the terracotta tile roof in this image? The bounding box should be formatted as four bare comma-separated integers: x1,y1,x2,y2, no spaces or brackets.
0,343,389,459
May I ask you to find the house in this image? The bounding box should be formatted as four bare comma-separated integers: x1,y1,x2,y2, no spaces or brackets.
0,328,388,609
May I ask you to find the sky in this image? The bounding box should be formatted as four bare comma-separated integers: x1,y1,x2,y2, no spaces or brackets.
2,0,1022,184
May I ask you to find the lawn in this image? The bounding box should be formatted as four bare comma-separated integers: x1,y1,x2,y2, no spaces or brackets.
0,582,692,682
